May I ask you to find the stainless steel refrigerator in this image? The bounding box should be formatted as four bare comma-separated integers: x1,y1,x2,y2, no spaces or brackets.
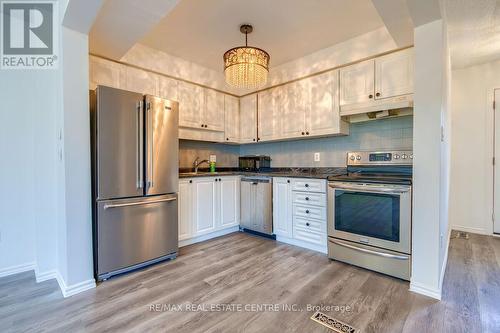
90,86,179,281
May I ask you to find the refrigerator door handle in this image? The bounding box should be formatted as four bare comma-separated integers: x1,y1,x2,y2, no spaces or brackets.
137,101,144,189
147,101,154,189
103,197,177,210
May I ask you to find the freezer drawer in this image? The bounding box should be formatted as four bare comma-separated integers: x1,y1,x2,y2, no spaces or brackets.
96,194,178,279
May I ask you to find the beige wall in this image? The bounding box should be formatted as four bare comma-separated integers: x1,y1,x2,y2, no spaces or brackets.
179,140,240,169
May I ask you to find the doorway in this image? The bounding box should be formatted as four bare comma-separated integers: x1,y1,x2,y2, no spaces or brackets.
495,89,500,233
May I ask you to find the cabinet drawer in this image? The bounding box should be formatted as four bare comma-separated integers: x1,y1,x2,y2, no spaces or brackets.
293,226,326,246
293,216,325,233
291,179,326,193
292,192,326,207
293,204,326,221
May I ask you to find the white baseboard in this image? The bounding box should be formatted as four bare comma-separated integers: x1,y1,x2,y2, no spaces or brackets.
0,262,36,278
179,226,239,247
451,225,487,235
276,235,327,254
35,269,59,283
55,271,96,298
409,281,441,300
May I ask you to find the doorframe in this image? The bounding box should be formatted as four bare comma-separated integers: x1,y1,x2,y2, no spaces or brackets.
489,87,500,235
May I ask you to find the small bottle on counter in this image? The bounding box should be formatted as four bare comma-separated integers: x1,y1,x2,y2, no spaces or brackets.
209,154,216,173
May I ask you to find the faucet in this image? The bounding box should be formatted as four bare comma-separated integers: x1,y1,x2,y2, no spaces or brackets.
193,157,210,173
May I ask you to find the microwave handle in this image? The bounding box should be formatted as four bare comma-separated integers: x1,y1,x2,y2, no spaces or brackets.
329,239,409,260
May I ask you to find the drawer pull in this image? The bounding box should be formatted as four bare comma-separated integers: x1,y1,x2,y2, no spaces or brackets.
305,210,309,214
305,197,309,201
306,222,310,227
305,184,309,188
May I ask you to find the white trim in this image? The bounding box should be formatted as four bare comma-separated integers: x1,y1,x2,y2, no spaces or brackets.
35,269,59,283
450,225,488,235
55,271,96,298
487,86,498,235
179,226,239,247
276,235,327,254
409,281,442,300
439,228,452,291
0,262,36,278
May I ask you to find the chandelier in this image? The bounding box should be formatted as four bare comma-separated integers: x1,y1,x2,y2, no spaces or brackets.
223,24,270,89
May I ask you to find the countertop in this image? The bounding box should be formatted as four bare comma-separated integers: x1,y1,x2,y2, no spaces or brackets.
179,167,347,180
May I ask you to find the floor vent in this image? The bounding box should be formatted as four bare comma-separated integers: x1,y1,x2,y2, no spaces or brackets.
454,231,469,239
310,311,358,333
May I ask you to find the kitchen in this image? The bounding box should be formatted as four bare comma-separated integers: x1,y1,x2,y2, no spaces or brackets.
1,1,500,332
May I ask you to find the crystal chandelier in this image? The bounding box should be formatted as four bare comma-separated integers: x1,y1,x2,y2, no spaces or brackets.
223,24,270,89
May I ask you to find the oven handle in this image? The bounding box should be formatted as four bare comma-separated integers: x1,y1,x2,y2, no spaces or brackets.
329,239,409,260
329,184,409,195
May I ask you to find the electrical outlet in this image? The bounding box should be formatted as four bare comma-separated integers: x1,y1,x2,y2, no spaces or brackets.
314,152,320,162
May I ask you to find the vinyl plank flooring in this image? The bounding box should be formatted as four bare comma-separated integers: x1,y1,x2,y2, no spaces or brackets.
1,231,499,333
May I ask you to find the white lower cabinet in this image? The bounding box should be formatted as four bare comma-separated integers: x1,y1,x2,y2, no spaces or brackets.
273,177,327,253
178,176,240,246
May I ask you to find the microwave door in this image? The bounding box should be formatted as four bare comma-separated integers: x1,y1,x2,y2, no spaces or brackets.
145,95,179,196
96,86,145,200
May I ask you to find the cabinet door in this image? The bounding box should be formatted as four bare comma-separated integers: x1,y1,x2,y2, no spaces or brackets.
273,178,292,238
219,177,240,228
89,56,125,90
281,81,307,138
203,89,225,132
258,88,281,141
193,178,217,234
239,94,258,143
375,48,414,99
158,76,178,101
178,180,192,241
124,66,158,96
307,70,341,136
339,59,374,106
224,95,240,143
178,81,203,128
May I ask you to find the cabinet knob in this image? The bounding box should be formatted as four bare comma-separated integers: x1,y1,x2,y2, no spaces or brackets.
301,132,305,135
253,138,256,141
226,138,229,141
218,178,221,181
306,132,309,135
305,197,309,201
215,178,218,182
287,180,290,183
306,222,310,227
369,94,373,99
189,180,192,183
201,124,204,128
376,92,381,97
305,184,309,187
205,124,208,128
305,210,310,214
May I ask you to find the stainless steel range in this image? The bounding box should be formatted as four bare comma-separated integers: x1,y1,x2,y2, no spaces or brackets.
327,151,413,280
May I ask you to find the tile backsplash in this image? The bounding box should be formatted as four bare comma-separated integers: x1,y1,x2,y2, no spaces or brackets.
239,116,413,167
180,116,413,168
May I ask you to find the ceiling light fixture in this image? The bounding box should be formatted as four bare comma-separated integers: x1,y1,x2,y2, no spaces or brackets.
223,24,270,89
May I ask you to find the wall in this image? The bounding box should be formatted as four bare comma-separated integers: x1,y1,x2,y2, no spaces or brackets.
410,19,450,300
179,140,240,168
240,117,413,167
449,59,500,235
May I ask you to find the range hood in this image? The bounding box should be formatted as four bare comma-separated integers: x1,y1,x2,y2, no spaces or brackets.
340,94,413,123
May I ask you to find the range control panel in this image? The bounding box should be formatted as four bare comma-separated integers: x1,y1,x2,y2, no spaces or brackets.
347,151,413,165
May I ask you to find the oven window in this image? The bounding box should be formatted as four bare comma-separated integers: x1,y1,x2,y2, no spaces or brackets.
335,190,400,242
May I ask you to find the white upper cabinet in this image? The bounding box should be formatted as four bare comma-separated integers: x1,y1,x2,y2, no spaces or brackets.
158,76,178,101
123,66,158,96
178,81,204,128
224,95,240,143
307,70,346,136
204,89,225,132
375,48,414,99
339,59,375,106
281,81,308,139
258,88,282,142
89,57,125,90
239,94,258,143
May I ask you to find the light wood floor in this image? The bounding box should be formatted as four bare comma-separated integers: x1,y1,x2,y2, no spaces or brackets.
1,231,499,332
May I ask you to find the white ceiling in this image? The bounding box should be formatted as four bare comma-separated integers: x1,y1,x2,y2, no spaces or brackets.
139,0,385,71
442,0,500,68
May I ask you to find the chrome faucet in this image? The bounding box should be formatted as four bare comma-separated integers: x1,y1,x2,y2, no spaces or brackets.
193,157,210,173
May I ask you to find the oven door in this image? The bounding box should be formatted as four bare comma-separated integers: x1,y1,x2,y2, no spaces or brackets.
328,182,411,254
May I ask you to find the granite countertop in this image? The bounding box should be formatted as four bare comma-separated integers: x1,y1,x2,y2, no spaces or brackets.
179,167,347,179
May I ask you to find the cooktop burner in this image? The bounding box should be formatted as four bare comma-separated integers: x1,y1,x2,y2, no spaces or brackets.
329,150,413,185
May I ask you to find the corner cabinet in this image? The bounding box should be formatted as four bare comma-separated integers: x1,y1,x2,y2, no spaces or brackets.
178,176,240,246
239,94,258,143
224,95,240,143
